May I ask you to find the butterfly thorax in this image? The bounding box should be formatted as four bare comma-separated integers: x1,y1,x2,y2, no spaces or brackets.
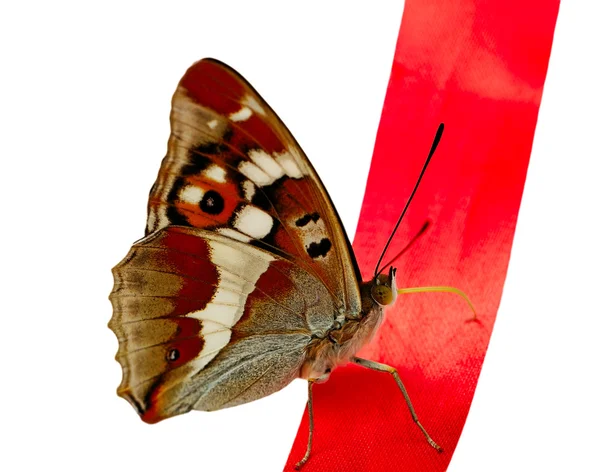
300,274,395,381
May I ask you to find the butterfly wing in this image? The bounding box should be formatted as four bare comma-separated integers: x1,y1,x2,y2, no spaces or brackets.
110,59,362,423
147,58,362,313
110,226,337,423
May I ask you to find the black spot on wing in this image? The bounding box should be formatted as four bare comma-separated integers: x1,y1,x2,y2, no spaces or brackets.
199,190,224,215
251,187,272,211
306,238,332,259
250,176,290,211
295,212,320,227
182,149,212,176
167,349,180,362
295,214,311,227
184,127,234,167
166,206,189,227
183,128,236,175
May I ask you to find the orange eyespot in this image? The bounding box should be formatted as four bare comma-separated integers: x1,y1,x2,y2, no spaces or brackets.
371,285,394,306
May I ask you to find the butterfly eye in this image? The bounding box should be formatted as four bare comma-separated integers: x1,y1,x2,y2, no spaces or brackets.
167,349,180,362
371,284,394,306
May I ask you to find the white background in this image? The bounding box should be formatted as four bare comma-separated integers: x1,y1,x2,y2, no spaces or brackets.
1,2,598,471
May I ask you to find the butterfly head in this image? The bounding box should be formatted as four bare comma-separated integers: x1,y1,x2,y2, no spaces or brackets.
371,267,398,306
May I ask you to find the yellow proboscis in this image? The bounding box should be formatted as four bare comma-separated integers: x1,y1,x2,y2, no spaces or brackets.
397,286,477,319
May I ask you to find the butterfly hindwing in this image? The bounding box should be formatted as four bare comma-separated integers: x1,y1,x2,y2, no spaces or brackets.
110,226,338,422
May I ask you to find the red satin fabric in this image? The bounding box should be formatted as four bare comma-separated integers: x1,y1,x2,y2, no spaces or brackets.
285,1,559,470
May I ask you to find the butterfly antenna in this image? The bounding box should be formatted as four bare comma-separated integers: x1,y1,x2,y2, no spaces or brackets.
373,123,444,278
379,219,431,273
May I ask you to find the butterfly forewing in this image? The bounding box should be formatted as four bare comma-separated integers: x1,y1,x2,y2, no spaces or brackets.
147,59,361,313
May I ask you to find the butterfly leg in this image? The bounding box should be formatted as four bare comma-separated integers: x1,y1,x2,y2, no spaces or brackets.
351,356,443,452
295,375,328,470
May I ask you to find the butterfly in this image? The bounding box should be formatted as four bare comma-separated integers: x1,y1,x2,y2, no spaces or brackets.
109,58,472,469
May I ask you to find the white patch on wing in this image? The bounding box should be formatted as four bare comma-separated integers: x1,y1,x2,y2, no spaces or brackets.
187,321,232,370
275,151,303,178
157,212,170,229
179,185,205,204
229,106,253,122
233,205,274,239
242,180,256,201
187,237,274,324
217,228,252,243
248,149,285,179
208,237,274,286
238,161,275,186
201,322,231,354
207,119,219,129
191,303,239,326
179,216,275,370
203,164,227,183
212,287,243,305
147,210,157,233
218,269,250,293
241,94,266,115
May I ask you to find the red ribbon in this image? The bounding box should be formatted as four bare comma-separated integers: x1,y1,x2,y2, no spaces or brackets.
285,1,559,470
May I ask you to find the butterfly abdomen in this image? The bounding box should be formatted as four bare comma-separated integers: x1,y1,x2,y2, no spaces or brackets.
301,300,384,380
